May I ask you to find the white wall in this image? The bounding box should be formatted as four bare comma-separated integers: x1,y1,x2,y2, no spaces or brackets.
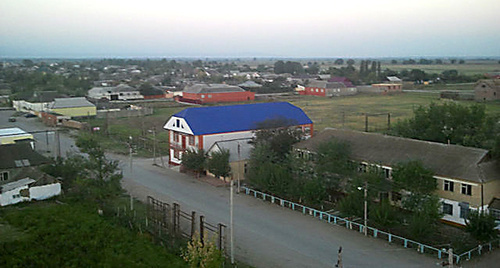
0,183,61,206
30,183,61,201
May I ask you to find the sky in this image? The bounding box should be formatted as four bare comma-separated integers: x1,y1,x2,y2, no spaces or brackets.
1,0,499,58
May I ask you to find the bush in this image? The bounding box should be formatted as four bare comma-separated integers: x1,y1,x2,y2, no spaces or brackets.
369,200,399,229
465,210,498,242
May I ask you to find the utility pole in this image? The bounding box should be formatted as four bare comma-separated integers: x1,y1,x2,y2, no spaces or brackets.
153,126,157,165
341,111,345,129
129,136,133,172
387,113,391,131
364,113,368,132
55,128,61,158
448,248,454,268
237,142,241,193
364,181,368,236
230,179,235,264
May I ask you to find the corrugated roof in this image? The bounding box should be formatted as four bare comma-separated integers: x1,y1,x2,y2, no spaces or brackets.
0,127,29,137
51,97,95,109
294,128,498,183
171,102,312,135
183,84,245,94
209,138,253,162
1,178,36,193
308,80,346,89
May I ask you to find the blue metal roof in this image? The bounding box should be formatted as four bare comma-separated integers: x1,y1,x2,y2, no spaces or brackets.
174,102,312,135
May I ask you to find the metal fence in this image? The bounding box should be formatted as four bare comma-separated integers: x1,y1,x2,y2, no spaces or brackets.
242,186,499,265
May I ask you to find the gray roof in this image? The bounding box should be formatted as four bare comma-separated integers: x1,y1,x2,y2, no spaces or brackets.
307,80,346,89
387,76,402,82
0,143,51,170
88,84,137,94
51,97,95,109
294,128,499,183
208,138,253,162
183,84,245,94
1,178,35,193
238,81,262,88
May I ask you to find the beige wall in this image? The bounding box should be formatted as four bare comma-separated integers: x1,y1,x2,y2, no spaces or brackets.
436,178,500,208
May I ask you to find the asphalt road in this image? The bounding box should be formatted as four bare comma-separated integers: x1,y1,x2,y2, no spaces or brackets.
117,155,443,268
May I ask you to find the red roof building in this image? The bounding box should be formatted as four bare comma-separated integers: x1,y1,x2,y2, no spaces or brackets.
181,84,255,104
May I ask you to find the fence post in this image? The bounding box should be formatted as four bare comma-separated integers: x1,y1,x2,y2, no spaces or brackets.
218,223,223,251
191,211,196,238
200,215,205,246
388,234,392,243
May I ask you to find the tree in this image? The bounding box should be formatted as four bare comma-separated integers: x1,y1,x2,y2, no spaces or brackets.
207,149,231,179
274,60,285,74
314,140,354,190
334,58,344,65
465,211,498,242
76,134,121,182
182,149,206,176
392,160,441,239
182,233,224,268
391,60,397,64
252,118,303,163
346,59,355,66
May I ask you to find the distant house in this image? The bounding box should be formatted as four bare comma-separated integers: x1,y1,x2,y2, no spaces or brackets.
180,84,255,104
474,79,500,101
0,143,60,206
296,80,357,97
207,138,253,181
88,84,144,101
49,97,96,118
164,102,313,165
238,81,262,89
12,91,68,114
294,128,500,226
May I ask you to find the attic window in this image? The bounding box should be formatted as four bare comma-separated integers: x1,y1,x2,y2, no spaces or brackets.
176,119,180,128
22,159,31,166
14,160,23,167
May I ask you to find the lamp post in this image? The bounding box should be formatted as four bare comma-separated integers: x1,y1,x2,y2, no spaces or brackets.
129,136,133,172
358,181,368,236
230,179,235,264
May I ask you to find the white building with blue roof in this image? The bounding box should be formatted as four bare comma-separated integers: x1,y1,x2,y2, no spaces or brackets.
164,102,313,165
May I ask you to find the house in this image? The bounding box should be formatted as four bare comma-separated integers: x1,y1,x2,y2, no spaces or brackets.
207,138,253,181
238,81,262,89
0,127,34,147
181,83,255,104
50,97,96,118
12,91,68,114
0,143,60,206
296,80,357,97
474,79,500,101
88,84,144,101
164,102,313,165
294,128,500,226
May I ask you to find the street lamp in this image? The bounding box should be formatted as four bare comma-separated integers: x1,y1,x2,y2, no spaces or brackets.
357,181,368,236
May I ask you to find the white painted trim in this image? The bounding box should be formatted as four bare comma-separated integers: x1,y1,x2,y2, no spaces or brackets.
434,175,479,186
163,116,194,135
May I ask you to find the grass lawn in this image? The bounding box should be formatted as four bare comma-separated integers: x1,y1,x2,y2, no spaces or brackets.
284,93,500,132
384,63,500,76
0,200,187,267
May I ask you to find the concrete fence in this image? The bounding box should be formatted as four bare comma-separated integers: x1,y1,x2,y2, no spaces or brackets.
96,107,153,119
242,186,499,265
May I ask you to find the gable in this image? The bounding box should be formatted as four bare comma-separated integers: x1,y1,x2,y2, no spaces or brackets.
163,116,194,135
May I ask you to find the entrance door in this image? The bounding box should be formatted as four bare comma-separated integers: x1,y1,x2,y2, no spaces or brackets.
182,135,186,149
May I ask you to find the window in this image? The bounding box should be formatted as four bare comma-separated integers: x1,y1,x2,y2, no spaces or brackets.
174,132,179,142
176,119,180,128
442,202,453,215
244,163,248,174
358,163,367,173
208,95,212,98
188,135,195,145
316,89,319,92
461,184,472,196
444,180,454,192
0,171,9,181
491,209,500,221
201,94,205,98
383,168,391,179
12,194,21,199
320,89,324,92
459,202,469,219
173,150,180,159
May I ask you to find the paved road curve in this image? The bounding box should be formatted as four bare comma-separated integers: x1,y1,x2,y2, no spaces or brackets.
117,156,441,268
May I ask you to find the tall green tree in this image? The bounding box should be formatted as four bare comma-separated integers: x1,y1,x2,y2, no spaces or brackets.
314,140,354,190
207,149,231,179
181,149,206,176
465,211,498,242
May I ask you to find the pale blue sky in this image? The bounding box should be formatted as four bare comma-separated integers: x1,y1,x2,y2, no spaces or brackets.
1,0,499,58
